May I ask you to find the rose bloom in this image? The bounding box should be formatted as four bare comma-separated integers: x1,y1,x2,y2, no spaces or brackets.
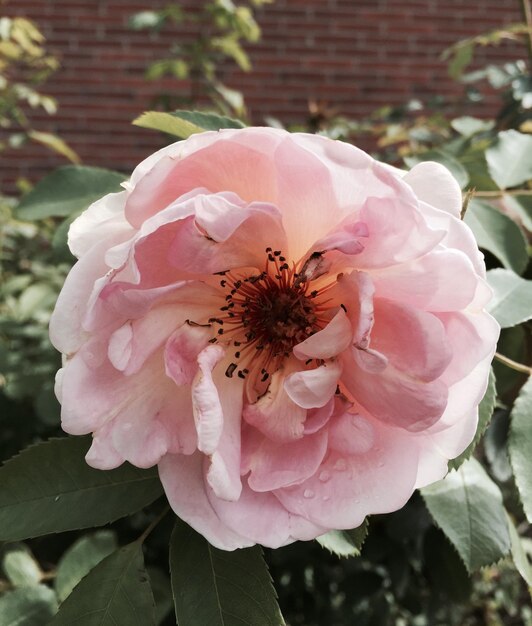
50,128,498,549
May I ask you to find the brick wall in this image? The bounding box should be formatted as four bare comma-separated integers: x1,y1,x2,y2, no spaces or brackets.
0,0,523,190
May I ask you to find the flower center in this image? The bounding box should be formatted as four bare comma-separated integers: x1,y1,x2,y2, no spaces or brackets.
209,248,336,383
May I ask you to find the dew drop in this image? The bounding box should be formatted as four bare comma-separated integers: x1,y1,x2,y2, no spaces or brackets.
54,496,60,502
334,458,347,471
318,470,331,483
303,489,315,499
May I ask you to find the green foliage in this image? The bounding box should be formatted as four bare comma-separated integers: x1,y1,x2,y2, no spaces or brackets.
464,199,528,274
170,520,285,626
15,165,126,220
0,437,164,540
129,0,274,117
486,130,532,189
0,17,77,168
50,542,156,625
509,377,532,524
0,585,58,625
486,269,532,328
55,531,118,602
316,519,368,557
448,368,497,471
133,109,245,139
2,544,42,587
422,458,511,572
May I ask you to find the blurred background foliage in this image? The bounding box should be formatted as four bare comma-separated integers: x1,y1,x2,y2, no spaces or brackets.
0,3,532,625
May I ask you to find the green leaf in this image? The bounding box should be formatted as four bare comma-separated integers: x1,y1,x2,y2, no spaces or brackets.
405,149,469,189
421,458,511,572
486,268,532,328
170,520,285,626
464,199,528,275
493,327,528,396
55,531,117,602
486,130,532,189
28,130,80,164
422,527,472,602
504,194,532,231
0,437,163,541
2,543,42,587
0,585,58,626
509,377,532,523
448,368,496,470
447,42,473,80
316,519,368,557
132,109,245,139
451,116,494,137
50,542,156,625
16,165,126,220
507,513,532,589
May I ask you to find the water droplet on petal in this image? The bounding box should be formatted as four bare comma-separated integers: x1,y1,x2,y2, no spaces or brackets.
334,458,347,471
318,470,331,482
303,489,315,499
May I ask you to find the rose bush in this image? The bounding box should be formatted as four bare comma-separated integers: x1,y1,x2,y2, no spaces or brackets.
50,128,498,549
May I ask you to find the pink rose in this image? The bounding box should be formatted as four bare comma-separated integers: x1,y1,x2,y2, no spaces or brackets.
50,128,499,549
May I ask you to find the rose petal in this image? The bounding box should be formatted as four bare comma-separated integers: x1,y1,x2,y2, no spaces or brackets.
293,309,352,360
284,361,342,409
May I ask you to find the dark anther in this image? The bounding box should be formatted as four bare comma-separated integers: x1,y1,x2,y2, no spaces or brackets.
268,254,275,262
186,319,211,327
274,250,281,256
225,363,237,378
234,341,241,346
237,370,246,379
235,351,241,358
261,372,269,382
265,247,272,252
214,270,228,276
305,359,312,365
218,329,224,335
220,280,226,287
279,256,286,262
310,290,318,297
340,303,347,312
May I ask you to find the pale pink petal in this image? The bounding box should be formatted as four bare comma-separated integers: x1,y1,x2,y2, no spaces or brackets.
243,365,306,442
246,429,328,491
60,345,196,466
341,350,448,431
419,201,486,275
293,309,352,360
403,161,462,218
85,422,125,470
68,191,134,259
192,345,226,455
159,452,254,550
207,480,326,548
347,196,444,268
328,271,375,348
372,250,480,312
284,361,342,409
205,370,245,502
108,303,194,375
328,412,376,455
370,299,452,382
436,311,499,386
50,236,121,354
164,324,212,386
275,413,419,529
312,220,369,255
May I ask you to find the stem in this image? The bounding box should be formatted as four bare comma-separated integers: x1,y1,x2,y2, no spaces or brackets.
521,0,532,70
494,352,532,375
137,505,170,544
472,189,532,198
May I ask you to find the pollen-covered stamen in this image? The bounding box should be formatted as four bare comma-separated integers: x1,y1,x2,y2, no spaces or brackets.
208,248,341,382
